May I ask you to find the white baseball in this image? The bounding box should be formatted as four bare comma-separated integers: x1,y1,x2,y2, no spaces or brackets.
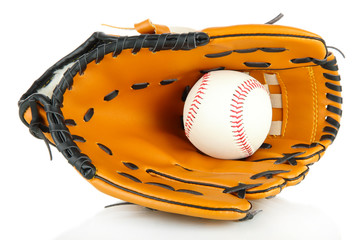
183,70,272,159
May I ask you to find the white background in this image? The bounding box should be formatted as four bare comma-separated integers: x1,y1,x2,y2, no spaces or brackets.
1,0,361,239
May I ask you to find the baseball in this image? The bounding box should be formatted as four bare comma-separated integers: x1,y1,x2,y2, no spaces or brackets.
183,70,272,159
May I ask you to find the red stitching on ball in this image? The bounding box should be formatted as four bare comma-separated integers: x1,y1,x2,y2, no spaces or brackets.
185,73,210,138
230,114,242,119
230,109,242,114
230,78,266,156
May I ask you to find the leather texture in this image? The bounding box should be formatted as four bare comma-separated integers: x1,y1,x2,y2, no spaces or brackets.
19,20,342,220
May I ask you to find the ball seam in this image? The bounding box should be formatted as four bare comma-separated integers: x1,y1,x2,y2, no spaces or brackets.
230,78,266,156
184,73,210,138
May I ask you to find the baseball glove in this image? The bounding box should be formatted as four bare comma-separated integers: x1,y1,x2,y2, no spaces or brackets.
18,18,342,220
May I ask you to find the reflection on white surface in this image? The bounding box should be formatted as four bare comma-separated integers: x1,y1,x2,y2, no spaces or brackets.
56,197,340,240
